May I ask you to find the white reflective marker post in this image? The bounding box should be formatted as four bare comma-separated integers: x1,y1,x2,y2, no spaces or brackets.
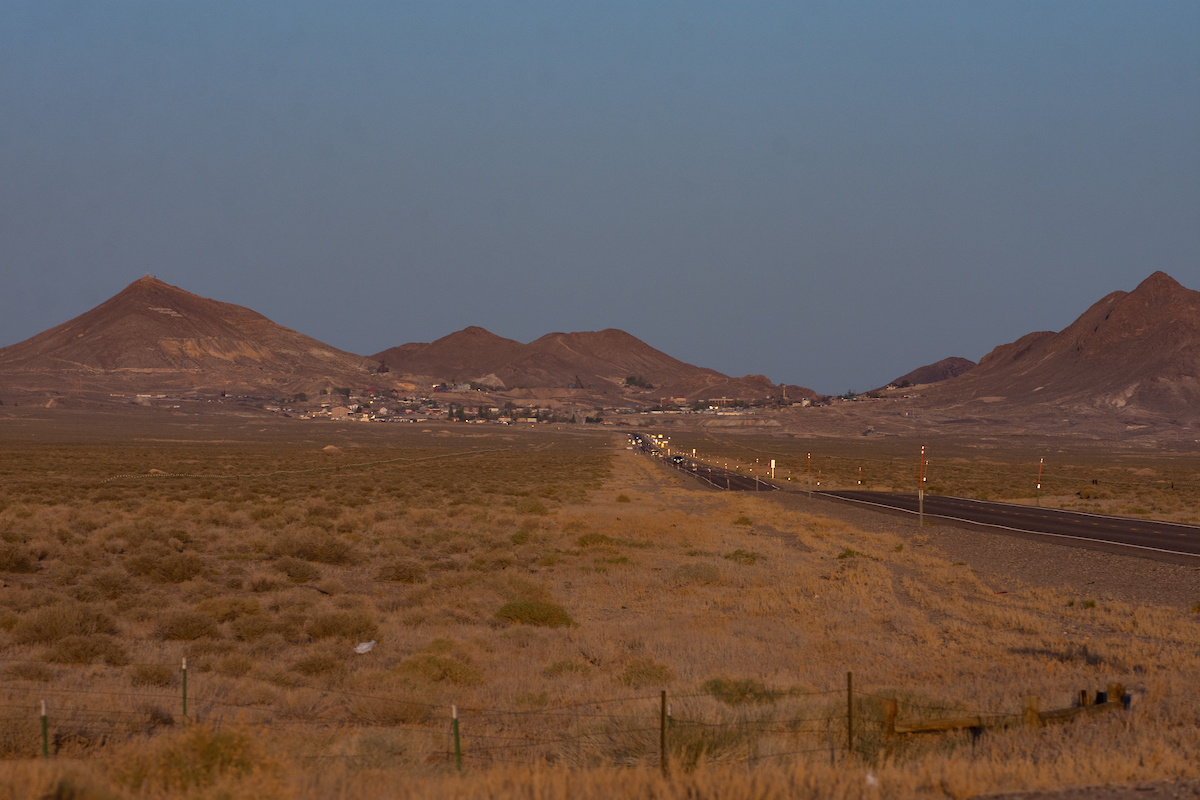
918,445,926,527
1036,457,1044,506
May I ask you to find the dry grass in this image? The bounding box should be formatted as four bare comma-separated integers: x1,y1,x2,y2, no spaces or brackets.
0,424,1197,798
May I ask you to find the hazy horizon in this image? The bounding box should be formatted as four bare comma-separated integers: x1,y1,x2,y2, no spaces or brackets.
2,3,1197,395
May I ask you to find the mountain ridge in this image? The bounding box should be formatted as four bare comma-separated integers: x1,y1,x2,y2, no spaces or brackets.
373,327,813,401
923,271,1200,418
0,278,813,404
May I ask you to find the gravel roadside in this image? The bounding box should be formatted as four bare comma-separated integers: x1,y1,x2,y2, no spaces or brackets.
766,489,1200,612
976,778,1200,800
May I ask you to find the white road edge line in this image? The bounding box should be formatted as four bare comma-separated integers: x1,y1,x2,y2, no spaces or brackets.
819,493,1200,560
930,494,1200,532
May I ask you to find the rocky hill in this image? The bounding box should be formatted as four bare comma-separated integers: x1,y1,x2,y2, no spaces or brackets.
0,276,380,397
886,357,976,389
0,278,815,406
374,327,815,403
924,271,1200,421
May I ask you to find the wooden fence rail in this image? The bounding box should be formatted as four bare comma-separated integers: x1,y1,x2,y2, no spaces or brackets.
885,683,1127,737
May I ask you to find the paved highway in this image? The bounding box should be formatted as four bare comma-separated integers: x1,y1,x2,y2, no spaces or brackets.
821,490,1200,561
631,435,1199,560
630,434,777,492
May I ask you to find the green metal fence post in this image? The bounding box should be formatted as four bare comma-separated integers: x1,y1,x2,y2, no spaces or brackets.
181,657,188,722
847,671,854,759
660,690,669,776
452,704,462,772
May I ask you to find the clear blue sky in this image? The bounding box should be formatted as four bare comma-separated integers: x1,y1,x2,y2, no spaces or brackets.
2,2,1197,394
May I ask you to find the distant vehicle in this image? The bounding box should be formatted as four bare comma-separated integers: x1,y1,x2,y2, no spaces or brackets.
672,455,685,464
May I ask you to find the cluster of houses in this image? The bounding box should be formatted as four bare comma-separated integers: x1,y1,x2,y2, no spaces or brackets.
293,389,561,425
107,384,822,422
291,394,820,426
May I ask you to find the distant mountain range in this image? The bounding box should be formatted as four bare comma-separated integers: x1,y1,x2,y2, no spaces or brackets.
0,277,811,403
1,272,1196,423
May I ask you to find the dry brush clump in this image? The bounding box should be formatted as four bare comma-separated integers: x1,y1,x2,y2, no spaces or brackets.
495,598,574,628
11,603,119,645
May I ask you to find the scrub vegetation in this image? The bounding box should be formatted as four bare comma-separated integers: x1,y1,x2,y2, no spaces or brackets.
0,423,1198,799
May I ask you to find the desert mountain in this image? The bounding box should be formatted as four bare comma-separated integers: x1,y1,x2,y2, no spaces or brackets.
0,276,379,396
373,326,528,383
925,271,1200,418
374,328,815,402
886,357,976,389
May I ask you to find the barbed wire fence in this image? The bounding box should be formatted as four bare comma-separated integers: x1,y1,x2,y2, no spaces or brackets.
0,660,1136,771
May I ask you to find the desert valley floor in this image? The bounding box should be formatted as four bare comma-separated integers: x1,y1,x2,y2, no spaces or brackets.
1,406,1198,799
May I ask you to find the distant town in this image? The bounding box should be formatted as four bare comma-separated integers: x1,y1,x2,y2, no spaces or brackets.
108,383,904,426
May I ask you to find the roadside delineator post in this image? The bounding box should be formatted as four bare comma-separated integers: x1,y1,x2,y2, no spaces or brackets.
41,700,48,758
918,446,926,527
883,698,898,740
1036,458,1044,506
181,657,188,723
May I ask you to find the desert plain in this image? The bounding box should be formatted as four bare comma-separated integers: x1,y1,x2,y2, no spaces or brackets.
1,406,1198,800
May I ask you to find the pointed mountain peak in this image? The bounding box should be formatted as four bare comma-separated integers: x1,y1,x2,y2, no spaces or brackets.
437,326,520,346
130,274,171,288
1129,271,1185,299
0,278,375,394
118,275,193,300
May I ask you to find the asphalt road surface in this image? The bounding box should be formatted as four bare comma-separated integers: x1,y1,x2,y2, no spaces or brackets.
630,434,777,492
675,457,777,492
821,490,1200,561
631,435,1199,564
